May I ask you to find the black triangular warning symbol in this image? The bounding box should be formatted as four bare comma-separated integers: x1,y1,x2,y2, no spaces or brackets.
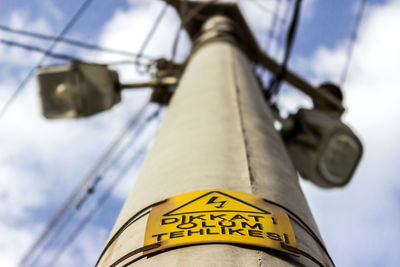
163,191,270,216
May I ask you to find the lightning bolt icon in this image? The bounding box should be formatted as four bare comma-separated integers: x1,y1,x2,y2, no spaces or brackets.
206,196,226,208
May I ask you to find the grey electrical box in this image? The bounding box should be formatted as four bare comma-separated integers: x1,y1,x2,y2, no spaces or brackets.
283,109,363,188
36,61,121,119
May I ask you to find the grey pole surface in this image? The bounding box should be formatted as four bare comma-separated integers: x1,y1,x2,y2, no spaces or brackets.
97,16,332,267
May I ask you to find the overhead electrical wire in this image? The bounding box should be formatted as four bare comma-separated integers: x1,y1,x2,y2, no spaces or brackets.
340,0,368,85
266,0,283,54
74,107,161,210
24,106,160,267
0,38,84,62
135,3,169,73
31,115,155,267
237,0,287,50
0,24,154,61
0,0,95,120
16,2,169,265
277,0,293,54
170,0,219,62
18,102,149,267
237,0,288,86
46,149,148,267
7,0,332,265
0,38,149,67
44,108,162,267
242,0,280,16
267,0,302,100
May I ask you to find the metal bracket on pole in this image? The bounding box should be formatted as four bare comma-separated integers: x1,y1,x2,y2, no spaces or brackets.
166,0,345,113
122,58,182,105
121,76,178,90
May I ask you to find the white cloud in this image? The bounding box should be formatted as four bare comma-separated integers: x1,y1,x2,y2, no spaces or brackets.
53,225,109,266
0,222,43,267
239,0,317,64
0,7,153,266
295,0,400,266
89,1,184,82
239,0,291,61
2,0,400,266
37,0,64,21
0,10,51,68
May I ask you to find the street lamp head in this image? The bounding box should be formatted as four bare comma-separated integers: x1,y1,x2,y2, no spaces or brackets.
36,61,121,119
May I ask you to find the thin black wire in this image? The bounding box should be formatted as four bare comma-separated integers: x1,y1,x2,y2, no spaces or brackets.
170,0,219,62
26,106,158,267
0,38,83,62
266,0,283,54
45,151,148,267
135,3,169,74
20,104,148,267
29,114,152,267
340,0,368,85
44,107,162,267
238,0,288,88
75,107,161,210
237,0,287,48
267,0,302,100
0,0,94,119
0,24,154,61
277,0,293,55
18,102,149,267
0,39,150,67
94,202,164,266
280,243,325,267
242,0,280,16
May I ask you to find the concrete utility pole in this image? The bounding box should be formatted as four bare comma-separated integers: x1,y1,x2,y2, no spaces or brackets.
96,3,333,267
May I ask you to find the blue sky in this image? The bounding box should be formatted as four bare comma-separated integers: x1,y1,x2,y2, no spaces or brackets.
1,0,400,266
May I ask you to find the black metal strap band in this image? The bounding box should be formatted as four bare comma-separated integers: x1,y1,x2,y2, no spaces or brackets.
96,196,335,267
95,200,167,267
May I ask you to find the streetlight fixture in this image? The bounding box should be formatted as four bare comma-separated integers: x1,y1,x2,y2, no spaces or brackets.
36,59,180,119
36,61,121,119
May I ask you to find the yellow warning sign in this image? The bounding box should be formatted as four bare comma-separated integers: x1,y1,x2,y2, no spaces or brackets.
143,189,297,255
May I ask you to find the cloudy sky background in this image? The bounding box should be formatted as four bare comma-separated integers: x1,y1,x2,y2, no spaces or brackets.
0,0,399,266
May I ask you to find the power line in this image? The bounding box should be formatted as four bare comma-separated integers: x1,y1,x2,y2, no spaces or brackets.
43,107,162,267
0,38,83,62
0,0,95,120
237,0,288,88
18,102,149,267
19,103,148,267
0,24,154,61
25,106,157,267
277,0,293,56
75,107,161,210
237,0,287,48
267,0,302,100
242,0,281,16
170,0,219,62
0,38,149,66
135,3,169,73
46,150,147,267
266,0,283,54
340,0,368,85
